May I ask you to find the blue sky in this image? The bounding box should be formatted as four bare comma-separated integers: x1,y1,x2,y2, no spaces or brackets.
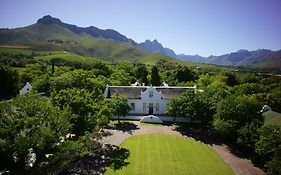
0,0,281,56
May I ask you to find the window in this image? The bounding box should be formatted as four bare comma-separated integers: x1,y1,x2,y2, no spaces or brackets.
143,103,147,111
149,91,153,98
130,103,135,110
27,88,29,91
156,103,159,111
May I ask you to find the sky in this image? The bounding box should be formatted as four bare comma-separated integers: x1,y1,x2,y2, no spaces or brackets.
0,0,281,56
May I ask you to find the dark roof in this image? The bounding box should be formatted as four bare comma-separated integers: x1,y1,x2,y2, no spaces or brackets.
106,86,195,99
108,86,146,99
156,87,194,99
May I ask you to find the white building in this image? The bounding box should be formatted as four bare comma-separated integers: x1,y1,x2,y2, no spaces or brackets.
19,82,32,96
105,83,197,115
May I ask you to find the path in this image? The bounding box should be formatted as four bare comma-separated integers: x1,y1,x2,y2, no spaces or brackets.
101,121,264,175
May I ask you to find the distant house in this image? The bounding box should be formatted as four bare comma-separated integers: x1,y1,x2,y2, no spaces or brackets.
105,82,197,115
19,82,32,96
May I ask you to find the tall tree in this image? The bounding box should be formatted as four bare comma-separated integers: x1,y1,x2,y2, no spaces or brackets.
51,88,99,136
151,65,161,86
135,64,148,85
256,125,281,175
173,65,196,83
111,94,132,123
0,95,94,174
213,95,263,139
167,91,215,124
0,64,19,100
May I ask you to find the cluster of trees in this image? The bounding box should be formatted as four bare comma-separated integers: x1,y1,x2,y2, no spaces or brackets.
167,70,281,174
0,61,132,173
0,94,96,174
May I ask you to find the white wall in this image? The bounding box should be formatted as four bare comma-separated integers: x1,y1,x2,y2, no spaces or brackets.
127,87,169,115
19,82,32,96
128,99,168,115
110,115,192,123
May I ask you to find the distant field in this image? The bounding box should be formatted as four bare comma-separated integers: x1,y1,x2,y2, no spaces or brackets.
0,46,61,55
34,52,105,64
105,134,234,175
263,111,281,126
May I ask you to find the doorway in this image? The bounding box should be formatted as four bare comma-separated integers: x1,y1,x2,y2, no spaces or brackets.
149,103,153,114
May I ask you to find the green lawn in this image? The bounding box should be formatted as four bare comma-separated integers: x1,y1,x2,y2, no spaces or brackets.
105,134,234,175
263,111,281,127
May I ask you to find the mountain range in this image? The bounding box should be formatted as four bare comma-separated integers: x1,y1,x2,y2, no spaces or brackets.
0,15,280,68
139,39,281,68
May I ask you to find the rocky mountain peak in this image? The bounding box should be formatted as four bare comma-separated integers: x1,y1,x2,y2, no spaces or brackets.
37,15,62,25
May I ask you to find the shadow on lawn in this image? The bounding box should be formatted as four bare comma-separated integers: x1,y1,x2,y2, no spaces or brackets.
62,144,130,175
106,121,139,135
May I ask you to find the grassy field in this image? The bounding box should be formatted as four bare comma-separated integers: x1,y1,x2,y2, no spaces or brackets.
34,52,105,63
105,134,234,175
263,111,281,127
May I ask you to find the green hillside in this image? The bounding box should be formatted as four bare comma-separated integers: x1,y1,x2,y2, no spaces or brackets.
263,111,281,127
140,53,215,68
34,51,105,63
0,23,149,61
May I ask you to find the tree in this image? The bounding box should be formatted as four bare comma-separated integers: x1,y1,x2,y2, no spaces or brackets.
51,88,99,136
237,120,263,157
221,71,239,86
32,74,51,94
213,95,263,139
111,94,132,123
167,91,215,124
151,65,161,86
173,65,196,83
0,94,92,174
239,72,258,84
135,64,148,85
256,125,281,175
0,64,19,100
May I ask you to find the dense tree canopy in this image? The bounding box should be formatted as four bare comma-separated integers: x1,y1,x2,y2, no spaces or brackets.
111,94,132,123
256,125,281,175
173,65,196,83
151,65,161,86
135,63,148,85
213,95,263,139
0,64,19,100
167,91,215,124
0,95,94,174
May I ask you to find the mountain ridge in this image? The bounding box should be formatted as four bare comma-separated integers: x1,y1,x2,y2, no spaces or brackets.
139,39,281,68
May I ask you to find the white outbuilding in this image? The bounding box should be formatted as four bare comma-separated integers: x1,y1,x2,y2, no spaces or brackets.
19,82,32,96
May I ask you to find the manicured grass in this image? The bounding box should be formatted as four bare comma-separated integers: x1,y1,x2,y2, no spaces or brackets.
109,120,135,125
105,134,234,175
140,122,162,126
263,111,281,127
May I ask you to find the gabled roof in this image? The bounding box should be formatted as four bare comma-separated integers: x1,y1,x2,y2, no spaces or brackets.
106,86,146,99
105,85,196,99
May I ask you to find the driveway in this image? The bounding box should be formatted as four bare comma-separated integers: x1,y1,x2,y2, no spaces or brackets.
101,121,264,175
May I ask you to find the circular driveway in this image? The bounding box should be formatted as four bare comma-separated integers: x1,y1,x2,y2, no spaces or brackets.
101,121,263,175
